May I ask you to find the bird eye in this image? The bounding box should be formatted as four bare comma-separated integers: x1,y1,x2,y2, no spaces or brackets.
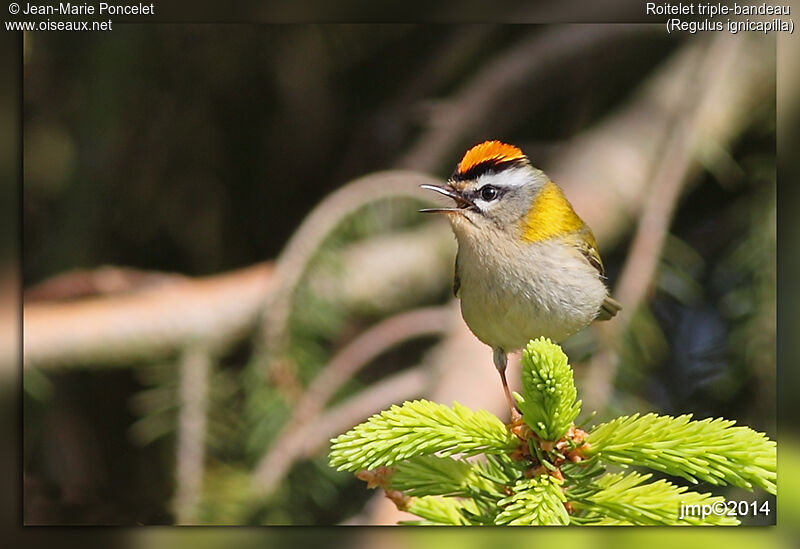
480,185,499,201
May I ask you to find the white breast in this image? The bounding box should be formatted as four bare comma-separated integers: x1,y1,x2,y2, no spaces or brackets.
456,237,608,351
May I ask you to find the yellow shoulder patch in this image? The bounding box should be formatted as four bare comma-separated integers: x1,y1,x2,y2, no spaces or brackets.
457,141,525,175
521,181,586,243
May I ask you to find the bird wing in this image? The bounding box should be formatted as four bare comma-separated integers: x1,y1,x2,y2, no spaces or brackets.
453,250,462,298
574,226,605,277
572,227,622,320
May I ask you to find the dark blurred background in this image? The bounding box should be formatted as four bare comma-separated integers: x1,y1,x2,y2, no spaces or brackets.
20,25,777,525
23,25,676,281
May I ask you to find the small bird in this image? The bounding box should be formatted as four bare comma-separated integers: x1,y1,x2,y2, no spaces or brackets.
421,140,621,420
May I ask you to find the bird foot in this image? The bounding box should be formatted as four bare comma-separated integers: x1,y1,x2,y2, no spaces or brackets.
507,408,533,442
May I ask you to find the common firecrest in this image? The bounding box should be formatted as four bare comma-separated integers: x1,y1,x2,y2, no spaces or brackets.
421,140,621,418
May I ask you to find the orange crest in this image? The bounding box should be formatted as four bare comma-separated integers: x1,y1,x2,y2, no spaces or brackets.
456,141,526,176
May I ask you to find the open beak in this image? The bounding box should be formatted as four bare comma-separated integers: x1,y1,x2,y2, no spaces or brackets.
419,183,475,213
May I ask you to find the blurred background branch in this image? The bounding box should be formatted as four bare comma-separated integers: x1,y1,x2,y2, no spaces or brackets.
252,305,453,496
254,171,442,401
22,263,273,369
583,32,763,411
173,346,211,524
398,24,659,172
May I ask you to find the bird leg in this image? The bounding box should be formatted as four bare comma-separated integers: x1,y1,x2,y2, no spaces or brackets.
493,348,522,424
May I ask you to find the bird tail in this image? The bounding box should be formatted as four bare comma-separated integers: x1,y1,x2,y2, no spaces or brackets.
596,296,622,321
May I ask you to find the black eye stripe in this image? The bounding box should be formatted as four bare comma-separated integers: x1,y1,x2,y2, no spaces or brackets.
451,157,528,182
464,185,506,203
